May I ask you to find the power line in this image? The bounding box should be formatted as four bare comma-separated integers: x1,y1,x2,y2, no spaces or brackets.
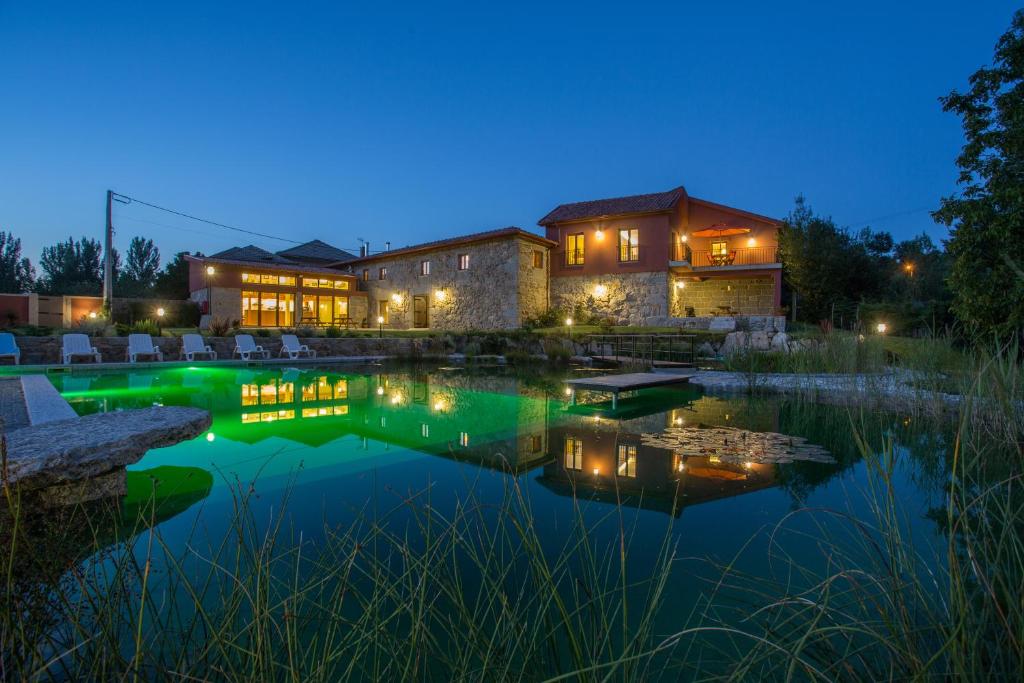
847,206,934,229
111,192,303,245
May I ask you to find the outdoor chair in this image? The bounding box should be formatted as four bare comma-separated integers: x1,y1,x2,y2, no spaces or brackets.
0,333,21,365
126,334,163,363
62,333,102,365
181,333,217,361
280,334,316,359
233,334,269,361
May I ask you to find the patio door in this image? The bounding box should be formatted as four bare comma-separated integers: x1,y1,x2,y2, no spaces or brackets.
413,295,429,328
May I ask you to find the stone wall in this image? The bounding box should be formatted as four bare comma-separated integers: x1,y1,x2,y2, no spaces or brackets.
670,276,775,317
549,271,669,326
359,236,549,330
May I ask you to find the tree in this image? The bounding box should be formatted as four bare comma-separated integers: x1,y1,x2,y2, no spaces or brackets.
154,251,199,299
0,231,35,293
37,236,117,295
118,236,161,297
778,196,885,325
935,10,1024,336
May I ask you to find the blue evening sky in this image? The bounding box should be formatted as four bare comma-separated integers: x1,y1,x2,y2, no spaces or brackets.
0,1,1017,263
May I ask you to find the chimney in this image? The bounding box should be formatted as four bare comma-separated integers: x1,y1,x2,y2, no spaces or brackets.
385,241,391,252
365,242,371,257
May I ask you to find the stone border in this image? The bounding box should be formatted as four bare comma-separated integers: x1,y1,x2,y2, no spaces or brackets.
20,374,78,424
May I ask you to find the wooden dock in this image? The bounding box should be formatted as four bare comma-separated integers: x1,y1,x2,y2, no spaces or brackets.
564,372,693,409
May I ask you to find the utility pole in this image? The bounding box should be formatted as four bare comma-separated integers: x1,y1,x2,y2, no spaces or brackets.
104,190,114,315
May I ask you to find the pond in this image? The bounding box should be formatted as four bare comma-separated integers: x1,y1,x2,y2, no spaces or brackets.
17,363,960,677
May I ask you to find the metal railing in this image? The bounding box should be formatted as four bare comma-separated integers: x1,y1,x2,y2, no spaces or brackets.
672,245,778,267
584,333,696,367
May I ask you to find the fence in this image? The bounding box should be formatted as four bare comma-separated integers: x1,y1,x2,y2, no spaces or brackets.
584,333,696,367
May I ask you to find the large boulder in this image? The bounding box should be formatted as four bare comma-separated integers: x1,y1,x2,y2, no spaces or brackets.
720,331,750,356
750,330,771,351
770,332,792,352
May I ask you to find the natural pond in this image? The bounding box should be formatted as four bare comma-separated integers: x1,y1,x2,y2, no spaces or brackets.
6,363,962,679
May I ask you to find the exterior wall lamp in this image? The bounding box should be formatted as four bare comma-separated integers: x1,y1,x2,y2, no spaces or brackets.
391,293,403,305
593,284,607,297
434,289,447,302
206,265,216,275
595,229,604,240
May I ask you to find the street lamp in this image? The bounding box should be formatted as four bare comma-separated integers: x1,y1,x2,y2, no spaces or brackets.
377,315,385,338
876,322,888,334
156,307,166,335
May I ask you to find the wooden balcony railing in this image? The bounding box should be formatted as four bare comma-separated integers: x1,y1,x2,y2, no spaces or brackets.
672,246,778,267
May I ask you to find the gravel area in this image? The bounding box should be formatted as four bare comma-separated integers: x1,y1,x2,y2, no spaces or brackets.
0,377,30,432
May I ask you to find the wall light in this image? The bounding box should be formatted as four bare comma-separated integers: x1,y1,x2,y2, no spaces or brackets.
391,293,403,305
747,237,756,247
592,467,600,476
156,307,166,318
680,234,688,243
674,280,686,289
593,284,608,297
595,229,605,240
88,311,97,319
206,265,216,276
876,322,888,334
434,289,447,302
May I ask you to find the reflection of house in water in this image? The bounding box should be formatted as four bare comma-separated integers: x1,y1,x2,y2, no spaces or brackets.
537,394,832,516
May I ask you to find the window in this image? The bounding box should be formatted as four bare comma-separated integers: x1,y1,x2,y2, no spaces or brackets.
532,250,544,268
618,228,639,262
335,280,350,290
566,233,584,266
300,294,347,325
279,275,296,286
362,269,370,281
242,291,294,327
457,253,470,270
563,437,583,470
378,300,389,324
710,240,728,257
420,260,431,276
242,272,295,286
617,444,637,477
378,267,387,280
302,277,318,288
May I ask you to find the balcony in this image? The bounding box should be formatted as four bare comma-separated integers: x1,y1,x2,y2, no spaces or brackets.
670,245,778,269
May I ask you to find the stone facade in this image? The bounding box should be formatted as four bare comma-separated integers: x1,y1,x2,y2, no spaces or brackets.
670,276,775,317
549,271,670,326
357,235,550,330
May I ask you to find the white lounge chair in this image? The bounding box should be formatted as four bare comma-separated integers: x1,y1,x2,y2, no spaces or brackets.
280,334,316,359
126,334,163,363
0,333,20,365
182,333,217,361
62,333,101,365
232,334,269,361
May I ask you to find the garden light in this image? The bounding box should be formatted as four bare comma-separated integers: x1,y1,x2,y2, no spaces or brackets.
876,322,888,334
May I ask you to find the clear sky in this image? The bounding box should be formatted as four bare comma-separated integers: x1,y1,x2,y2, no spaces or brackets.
0,1,1018,264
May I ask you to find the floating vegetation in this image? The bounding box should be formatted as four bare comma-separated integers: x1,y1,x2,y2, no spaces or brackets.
641,426,836,465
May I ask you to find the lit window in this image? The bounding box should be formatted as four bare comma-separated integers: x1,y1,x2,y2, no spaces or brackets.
564,437,583,470
362,269,369,281
566,233,584,266
378,267,387,280
279,275,296,286
618,229,639,262
241,273,253,283
318,279,331,288
533,250,544,268
420,260,431,276
617,444,637,477
303,277,319,288
457,254,469,270
711,241,728,258
335,280,349,290
261,274,277,285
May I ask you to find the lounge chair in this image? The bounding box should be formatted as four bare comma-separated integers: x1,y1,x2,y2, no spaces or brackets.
280,334,316,359
62,333,101,365
126,334,163,363
233,334,269,361
0,333,20,365
181,333,217,361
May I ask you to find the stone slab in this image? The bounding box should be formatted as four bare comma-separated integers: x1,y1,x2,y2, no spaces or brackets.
5,406,211,491
20,374,77,424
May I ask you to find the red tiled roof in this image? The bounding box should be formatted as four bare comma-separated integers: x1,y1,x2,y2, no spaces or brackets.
537,186,686,226
339,227,556,264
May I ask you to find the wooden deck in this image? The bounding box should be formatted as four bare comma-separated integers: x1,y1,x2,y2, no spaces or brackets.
564,372,693,409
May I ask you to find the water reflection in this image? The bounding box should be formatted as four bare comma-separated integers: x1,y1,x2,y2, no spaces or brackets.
53,367,841,515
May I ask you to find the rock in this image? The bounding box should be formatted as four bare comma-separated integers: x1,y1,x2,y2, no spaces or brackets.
770,332,791,352
697,341,716,357
720,331,750,356
570,355,593,366
708,317,736,332
750,330,771,351
6,406,212,492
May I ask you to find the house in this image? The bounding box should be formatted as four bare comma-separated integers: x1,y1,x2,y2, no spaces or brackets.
539,185,782,325
187,229,555,330
186,240,368,329
185,183,780,331
344,227,554,330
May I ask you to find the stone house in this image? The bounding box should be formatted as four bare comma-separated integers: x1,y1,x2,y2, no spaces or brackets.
538,185,782,326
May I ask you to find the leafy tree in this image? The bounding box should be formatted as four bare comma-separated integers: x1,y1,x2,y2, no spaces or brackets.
778,196,885,324
935,10,1024,336
0,231,35,292
118,236,161,297
153,251,198,300
37,237,118,295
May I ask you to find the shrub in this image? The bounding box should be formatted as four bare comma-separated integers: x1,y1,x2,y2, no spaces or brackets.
254,328,271,337
129,319,162,336
542,338,572,363
208,318,232,336
325,326,341,338
297,326,318,338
